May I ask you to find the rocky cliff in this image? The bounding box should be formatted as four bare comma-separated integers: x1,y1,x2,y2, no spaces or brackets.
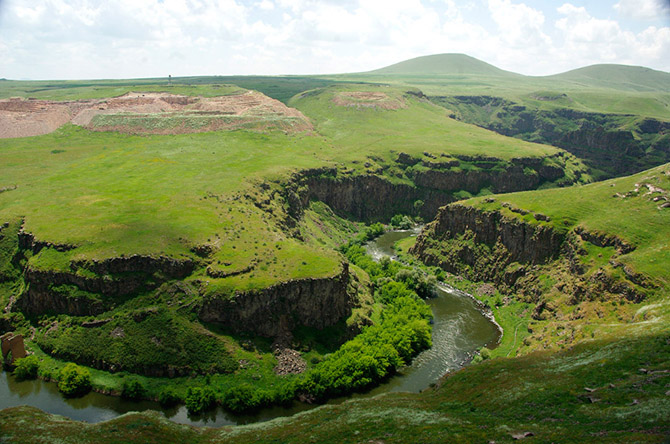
16,250,196,317
283,152,580,224
199,262,353,337
433,95,670,178
410,202,648,305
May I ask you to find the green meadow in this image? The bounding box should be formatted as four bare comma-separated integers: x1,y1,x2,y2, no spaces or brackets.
1,53,670,442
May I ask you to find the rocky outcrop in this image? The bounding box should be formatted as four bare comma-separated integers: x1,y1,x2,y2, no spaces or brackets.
433,95,670,178
305,173,451,222
286,154,575,223
199,263,353,337
411,203,564,268
18,228,76,253
70,254,195,277
411,202,649,303
16,254,196,317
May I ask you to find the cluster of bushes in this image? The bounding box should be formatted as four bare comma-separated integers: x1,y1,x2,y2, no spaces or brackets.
390,214,414,230
297,295,431,400
37,309,238,377
12,356,92,398
343,243,438,299
13,355,39,381
58,363,92,397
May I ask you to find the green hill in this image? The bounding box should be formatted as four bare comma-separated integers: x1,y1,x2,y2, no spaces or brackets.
547,64,670,92
367,53,520,77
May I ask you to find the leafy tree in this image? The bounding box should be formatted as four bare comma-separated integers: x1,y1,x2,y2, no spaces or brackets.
121,378,146,399
185,386,215,414
158,386,181,407
58,363,92,397
13,355,39,381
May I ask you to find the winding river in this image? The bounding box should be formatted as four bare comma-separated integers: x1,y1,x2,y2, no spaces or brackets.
0,229,501,427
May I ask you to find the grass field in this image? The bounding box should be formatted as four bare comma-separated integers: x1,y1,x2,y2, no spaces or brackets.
1,54,670,442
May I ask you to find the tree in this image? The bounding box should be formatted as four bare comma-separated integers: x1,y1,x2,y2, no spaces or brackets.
121,378,146,400
58,363,92,397
13,355,39,380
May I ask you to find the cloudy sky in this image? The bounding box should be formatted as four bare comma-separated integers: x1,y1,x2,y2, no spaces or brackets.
1,0,669,80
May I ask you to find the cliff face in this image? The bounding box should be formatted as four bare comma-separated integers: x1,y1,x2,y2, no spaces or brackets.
288,153,577,224
414,203,564,266
434,95,670,178
199,262,353,337
16,252,196,317
410,202,647,304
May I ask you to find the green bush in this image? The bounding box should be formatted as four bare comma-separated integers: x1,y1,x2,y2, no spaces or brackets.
158,386,181,407
472,347,491,364
121,378,146,400
298,295,432,401
222,384,261,413
390,214,413,229
58,363,92,397
185,386,215,414
13,355,39,381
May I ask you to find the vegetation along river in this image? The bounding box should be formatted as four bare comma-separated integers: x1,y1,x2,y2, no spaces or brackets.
0,229,501,427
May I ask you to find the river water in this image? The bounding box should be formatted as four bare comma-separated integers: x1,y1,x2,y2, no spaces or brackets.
0,229,500,426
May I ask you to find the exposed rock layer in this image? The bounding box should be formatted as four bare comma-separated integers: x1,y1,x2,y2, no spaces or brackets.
199,263,352,337
432,95,670,178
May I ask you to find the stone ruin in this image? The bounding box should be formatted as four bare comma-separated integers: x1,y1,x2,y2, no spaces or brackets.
1,332,27,365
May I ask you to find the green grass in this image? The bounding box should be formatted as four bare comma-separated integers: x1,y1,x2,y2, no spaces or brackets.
0,76,342,104
468,163,670,286
2,331,668,443
289,84,561,168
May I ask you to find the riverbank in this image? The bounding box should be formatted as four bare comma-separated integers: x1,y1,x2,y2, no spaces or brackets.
1,229,500,426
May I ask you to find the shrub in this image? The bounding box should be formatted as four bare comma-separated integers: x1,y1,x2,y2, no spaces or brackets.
13,355,39,381
185,386,215,414
121,378,146,400
158,386,181,407
58,363,92,397
391,214,413,229
222,384,261,413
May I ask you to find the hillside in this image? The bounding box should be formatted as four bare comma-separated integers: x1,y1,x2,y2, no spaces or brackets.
1,58,670,443
412,163,670,355
367,53,519,77
548,64,670,92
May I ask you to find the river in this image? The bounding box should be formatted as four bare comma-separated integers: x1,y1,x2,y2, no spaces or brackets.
0,229,501,426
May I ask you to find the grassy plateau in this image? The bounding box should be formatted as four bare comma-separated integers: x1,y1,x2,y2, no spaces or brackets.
1,53,670,442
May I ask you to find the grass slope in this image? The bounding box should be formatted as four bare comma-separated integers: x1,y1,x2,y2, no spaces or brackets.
468,163,670,286
549,64,670,92
368,53,519,77
2,331,667,443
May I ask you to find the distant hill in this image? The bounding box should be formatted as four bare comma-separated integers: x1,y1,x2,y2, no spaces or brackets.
547,64,670,92
368,53,520,77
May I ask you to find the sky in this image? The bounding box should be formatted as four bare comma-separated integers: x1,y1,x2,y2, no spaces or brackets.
1,0,669,80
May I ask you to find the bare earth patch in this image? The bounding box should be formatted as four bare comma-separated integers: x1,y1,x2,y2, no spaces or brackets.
332,91,406,110
0,91,312,138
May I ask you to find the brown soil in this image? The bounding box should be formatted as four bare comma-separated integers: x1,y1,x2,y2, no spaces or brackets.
0,91,312,138
332,91,406,110
0,99,72,138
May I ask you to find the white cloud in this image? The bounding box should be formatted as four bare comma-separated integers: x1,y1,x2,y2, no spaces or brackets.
0,0,669,79
488,0,551,48
258,0,275,10
553,3,670,70
614,0,670,21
